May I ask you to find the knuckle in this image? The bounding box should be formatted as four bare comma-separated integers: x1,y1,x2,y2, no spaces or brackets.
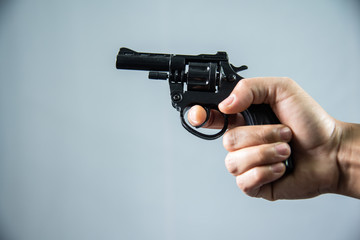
251,168,264,185
239,78,251,88
223,128,243,151
236,176,246,191
283,77,295,83
223,130,235,150
279,77,296,89
236,176,254,196
252,146,266,164
224,155,237,175
267,127,280,142
258,125,280,144
257,128,270,144
280,76,291,82
222,131,232,149
253,144,279,165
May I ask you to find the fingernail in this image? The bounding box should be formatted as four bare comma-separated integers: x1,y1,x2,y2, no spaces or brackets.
275,143,290,156
280,127,292,141
271,162,285,174
220,94,235,108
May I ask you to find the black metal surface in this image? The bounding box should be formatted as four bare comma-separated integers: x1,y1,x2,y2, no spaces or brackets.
116,48,294,173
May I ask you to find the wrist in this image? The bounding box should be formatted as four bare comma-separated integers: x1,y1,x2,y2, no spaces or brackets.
336,121,360,198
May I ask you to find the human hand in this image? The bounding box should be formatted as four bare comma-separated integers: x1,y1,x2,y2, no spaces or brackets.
188,77,360,200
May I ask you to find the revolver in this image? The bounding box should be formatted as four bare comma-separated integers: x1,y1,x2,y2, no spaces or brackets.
116,48,294,172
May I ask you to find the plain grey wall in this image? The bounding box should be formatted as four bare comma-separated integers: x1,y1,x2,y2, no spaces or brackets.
0,0,360,239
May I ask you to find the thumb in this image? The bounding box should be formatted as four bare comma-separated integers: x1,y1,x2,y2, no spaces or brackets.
218,77,294,114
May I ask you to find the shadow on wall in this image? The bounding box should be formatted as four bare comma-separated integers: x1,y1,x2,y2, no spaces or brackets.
353,0,360,17
0,2,14,240
0,0,10,12
0,224,14,240
0,0,10,25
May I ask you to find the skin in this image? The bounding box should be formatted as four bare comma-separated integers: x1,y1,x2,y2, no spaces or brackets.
188,77,360,200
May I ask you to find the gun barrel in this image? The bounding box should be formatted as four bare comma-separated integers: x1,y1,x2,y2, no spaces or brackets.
116,48,171,71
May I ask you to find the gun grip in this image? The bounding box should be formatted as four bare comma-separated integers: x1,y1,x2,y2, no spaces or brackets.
180,107,228,140
242,104,294,174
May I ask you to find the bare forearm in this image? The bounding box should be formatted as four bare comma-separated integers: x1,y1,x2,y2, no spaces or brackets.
336,122,360,199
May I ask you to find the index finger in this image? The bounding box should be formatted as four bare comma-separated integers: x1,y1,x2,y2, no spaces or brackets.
188,105,245,129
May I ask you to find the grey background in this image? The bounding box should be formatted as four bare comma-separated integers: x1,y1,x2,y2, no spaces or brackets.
1,0,360,239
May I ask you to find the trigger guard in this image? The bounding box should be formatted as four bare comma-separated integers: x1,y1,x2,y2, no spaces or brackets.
180,107,228,140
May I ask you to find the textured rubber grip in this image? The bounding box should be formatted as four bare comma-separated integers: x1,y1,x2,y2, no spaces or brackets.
242,104,294,174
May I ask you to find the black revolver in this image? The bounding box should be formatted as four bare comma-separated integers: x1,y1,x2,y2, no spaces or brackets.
116,48,294,172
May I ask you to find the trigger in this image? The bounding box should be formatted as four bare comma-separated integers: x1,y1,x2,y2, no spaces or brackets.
180,108,229,140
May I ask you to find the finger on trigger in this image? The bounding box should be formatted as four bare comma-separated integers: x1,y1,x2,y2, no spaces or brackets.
188,105,207,127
